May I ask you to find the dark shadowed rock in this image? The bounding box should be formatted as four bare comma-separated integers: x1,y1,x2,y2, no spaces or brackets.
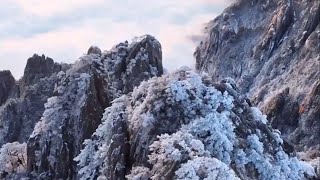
0,55,71,151
87,46,102,55
288,81,320,150
0,75,57,146
20,54,62,92
261,88,300,134
124,35,163,93
0,71,18,106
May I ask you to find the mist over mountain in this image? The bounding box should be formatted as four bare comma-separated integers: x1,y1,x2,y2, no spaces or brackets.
0,0,319,179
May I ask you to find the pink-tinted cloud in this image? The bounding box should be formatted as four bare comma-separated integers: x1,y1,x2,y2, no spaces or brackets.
12,0,106,17
0,0,230,78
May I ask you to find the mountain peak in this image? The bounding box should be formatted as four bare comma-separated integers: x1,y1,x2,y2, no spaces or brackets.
87,46,102,55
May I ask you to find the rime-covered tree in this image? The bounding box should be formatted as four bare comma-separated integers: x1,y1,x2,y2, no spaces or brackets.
0,142,27,178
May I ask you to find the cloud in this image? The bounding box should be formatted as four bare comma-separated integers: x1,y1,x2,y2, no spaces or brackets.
12,0,106,17
0,0,229,78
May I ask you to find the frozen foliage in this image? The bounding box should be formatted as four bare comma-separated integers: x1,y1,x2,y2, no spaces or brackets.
30,72,91,138
241,134,315,180
149,132,208,163
27,70,93,179
125,166,151,180
0,142,27,177
250,107,268,124
148,131,210,179
184,111,236,165
175,157,240,180
297,151,320,178
74,97,128,180
77,68,315,179
94,35,162,100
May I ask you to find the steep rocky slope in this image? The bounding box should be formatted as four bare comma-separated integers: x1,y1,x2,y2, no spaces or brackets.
195,0,320,152
0,55,66,147
0,35,163,179
76,68,316,179
26,35,163,179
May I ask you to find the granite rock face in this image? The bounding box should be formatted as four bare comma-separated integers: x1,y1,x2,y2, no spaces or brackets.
0,71,18,106
0,75,57,146
26,35,163,179
20,54,64,92
195,0,320,151
0,55,64,147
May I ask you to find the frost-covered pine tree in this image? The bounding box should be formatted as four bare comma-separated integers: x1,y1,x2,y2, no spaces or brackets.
0,142,27,178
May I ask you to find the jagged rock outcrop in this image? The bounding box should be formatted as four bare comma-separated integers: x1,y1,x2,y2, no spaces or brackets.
26,35,163,179
195,0,320,152
76,68,316,180
0,55,66,147
19,54,67,93
0,71,18,106
87,46,102,55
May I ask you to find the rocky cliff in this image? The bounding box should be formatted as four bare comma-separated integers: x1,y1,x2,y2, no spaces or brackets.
195,0,320,153
0,54,65,147
26,35,163,179
0,35,163,179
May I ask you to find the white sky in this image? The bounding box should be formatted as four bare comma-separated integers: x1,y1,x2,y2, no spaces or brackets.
0,0,230,78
